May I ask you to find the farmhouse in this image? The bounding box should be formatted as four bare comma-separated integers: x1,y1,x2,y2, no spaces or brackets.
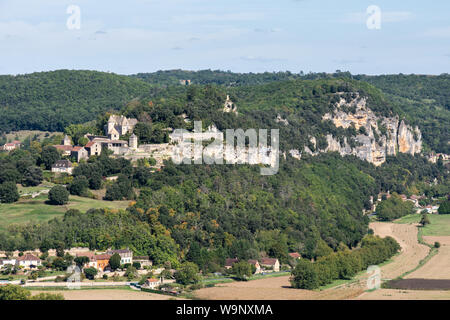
94,254,112,272
15,254,41,269
71,146,89,162
106,249,133,265
76,252,98,269
1,141,21,151
288,252,301,260
133,256,152,268
143,278,162,289
224,258,239,269
260,258,280,272
248,259,261,274
0,258,16,267
51,159,73,174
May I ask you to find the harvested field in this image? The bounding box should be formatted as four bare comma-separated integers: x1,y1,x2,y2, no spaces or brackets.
194,276,363,300
356,289,450,300
31,289,180,300
369,222,429,279
384,279,450,290
405,236,450,280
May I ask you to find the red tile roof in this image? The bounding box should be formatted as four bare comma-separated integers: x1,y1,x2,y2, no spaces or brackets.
71,146,84,152
54,145,74,152
260,258,278,265
289,252,301,259
85,141,96,148
17,254,40,262
225,258,239,266
94,254,112,261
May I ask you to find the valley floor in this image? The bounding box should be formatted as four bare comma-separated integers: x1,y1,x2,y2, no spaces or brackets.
194,217,450,300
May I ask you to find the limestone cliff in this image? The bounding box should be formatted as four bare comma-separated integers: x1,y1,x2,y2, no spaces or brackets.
295,93,422,166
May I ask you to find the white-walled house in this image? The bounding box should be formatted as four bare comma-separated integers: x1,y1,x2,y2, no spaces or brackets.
106,249,133,265
0,258,17,267
143,278,162,289
260,258,280,272
15,254,41,268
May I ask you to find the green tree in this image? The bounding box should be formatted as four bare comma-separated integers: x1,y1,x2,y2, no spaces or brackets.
232,261,253,281
31,293,64,300
74,256,90,268
438,199,450,215
420,214,431,227
22,166,43,187
68,175,89,196
83,267,98,280
109,253,121,271
40,146,60,170
0,181,20,203
0,285,31,300
290,259,319,290
174,262,201,285
48,186,69,205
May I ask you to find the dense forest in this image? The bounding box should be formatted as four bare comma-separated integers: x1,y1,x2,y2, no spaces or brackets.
0,70,152,132
0,69,448,272
1,69,448,153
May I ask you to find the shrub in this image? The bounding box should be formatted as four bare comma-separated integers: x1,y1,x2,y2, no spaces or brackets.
48,186,69,205
290,259,319,290
0,181,20,203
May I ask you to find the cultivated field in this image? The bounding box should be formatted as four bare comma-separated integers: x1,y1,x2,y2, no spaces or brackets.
368,222,430,280
0,194,129,231
405,236,450,280
356,289,450,300
355,217,450,300
194,275,364,300
31,288,181,300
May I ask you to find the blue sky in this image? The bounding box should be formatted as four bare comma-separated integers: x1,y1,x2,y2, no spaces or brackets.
1,0,449,75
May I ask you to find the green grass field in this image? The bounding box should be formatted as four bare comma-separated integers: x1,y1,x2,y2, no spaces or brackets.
0,194,129,231
395,214,450,236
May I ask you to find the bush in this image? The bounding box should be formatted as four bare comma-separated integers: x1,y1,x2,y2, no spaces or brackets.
22,166,43,187
48,186,69,205
0,181,20,203
434,242,441,248
231,261,253,281
438,200,450,215
84,267,98,280
290,260,319,290
68,175,89,196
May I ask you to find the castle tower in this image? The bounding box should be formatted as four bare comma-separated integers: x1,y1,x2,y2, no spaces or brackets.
63,135,71,146
106,116,116,135
129,133,138,150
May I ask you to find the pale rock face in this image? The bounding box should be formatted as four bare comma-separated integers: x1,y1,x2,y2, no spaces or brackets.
312,93,422,166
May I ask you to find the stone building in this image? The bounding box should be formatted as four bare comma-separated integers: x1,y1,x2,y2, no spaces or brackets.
105,115,138,137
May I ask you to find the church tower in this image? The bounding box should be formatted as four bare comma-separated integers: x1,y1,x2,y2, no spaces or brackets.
63,135,71,146
129,133,138,150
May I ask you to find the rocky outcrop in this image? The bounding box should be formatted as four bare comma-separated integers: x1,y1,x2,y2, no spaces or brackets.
296,93,422,166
